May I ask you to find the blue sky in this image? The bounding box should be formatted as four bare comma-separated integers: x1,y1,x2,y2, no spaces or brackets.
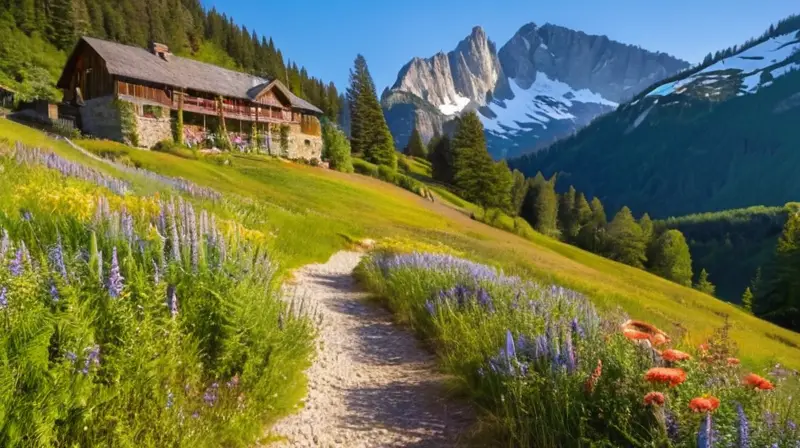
202,0,798,91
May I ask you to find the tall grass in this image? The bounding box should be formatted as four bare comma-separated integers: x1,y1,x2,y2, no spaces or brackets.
0,145,313,446
357,251,800,447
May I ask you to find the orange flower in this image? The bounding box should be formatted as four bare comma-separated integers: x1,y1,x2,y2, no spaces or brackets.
643,391,666,407
585,359,603,394
689,396,720,413
651,333,668,346
644,367,687,387
727,358,741,366
743,373,774,390
699,342,710,352
661,349,692,362
623,329,652,341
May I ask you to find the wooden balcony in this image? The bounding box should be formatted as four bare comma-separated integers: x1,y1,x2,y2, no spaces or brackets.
179,95,298,124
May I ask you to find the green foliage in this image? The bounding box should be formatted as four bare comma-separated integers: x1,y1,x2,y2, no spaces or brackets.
755,211,800,330
114,99,139,147
279,124,290,157
174,102,184,145
346,55,396,169
152,139,198,159
558,186,578,241
695,269,717,296
509,169,527,217
377,164,396,183
405,124,427,158
321,122,353,173
452,112,502,210
606,206,648,268
649,229,693,286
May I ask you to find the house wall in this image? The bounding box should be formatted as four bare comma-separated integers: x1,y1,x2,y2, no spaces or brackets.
286,133,323,161
135,114,172,148
80,95,124,142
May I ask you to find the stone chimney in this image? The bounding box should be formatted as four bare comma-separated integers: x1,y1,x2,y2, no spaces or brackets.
149,42,170,61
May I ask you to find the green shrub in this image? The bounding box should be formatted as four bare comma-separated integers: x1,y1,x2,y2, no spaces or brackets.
321,122,353,173
397,157,411,173
78,140,132,161
377,165,396,183
153,140,198,160
353,158,378,177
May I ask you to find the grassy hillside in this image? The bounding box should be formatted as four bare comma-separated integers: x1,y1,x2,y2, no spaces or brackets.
3,118,800,370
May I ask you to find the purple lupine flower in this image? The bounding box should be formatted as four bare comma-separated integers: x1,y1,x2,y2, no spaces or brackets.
97,250,103,283
476,288,494,313
189,207,199,271
571,318,585,339
9,248,24,277
0,229,9,260
665,410,680,442
533,334,548,362
170,210,181,263
505,330,517,361
563,331,577,374
765,411,777,430
107,247,124,298
82,345,100,374
697,412,714,448
425,300,436,316
166,391,174,409
50,236,68,281
65,351,77,363
167,285,179,319
226,375,239,389
0,287,7,310
20,209,32,221
203,383,218,406
192,411,200,419
788,419,797,432
737,404,749,448
50,281,59,303
121,207,134,243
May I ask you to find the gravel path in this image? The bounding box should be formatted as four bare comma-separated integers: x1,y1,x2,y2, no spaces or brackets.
267,251,473,448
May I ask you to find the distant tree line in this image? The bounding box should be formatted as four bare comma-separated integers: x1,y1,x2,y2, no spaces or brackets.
0,0,341,118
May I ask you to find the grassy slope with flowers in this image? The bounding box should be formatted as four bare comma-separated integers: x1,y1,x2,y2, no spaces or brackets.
1,118,800,372
0,129,315,446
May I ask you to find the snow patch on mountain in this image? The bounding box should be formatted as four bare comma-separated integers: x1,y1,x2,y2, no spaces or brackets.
438,95,471,116
647,32,800,97
481,74,618,133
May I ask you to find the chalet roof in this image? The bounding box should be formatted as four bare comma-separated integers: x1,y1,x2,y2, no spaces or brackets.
60,37,322,114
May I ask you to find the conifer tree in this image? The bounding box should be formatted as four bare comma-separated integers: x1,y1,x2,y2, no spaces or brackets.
406,124,427,158
754,212,800,329
695,269,716,296
453,112,495,208
509,169,528,216
639,213,654,244
521,173,559,237
429,135,454,184
649,229,693,286
346,54,396,168
558,186,578,241
577,197,607,253
606,206,648,268
742,287,754,313
573,193,592,232
487,160,513,212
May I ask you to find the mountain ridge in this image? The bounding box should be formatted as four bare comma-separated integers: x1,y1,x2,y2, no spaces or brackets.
383,22,689,158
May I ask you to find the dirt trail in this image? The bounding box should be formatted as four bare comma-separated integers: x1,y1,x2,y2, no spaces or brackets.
268,251,473,448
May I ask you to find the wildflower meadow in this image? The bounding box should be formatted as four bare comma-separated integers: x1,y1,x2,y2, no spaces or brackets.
356,251,800,447
0,141,313,447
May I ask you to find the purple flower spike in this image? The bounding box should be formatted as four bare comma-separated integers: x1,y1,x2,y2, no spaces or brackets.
50,281,59,303
108,247,124,298
166,391,174,409
0,229,9,260
0,286,7,310
82,345,100,374
425,300,436,316
50,236,68,281
697,412,714,448
737,404,749,448
9,248,24,277
505,330,516,361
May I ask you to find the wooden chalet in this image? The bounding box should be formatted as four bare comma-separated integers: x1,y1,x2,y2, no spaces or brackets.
56,37,323,153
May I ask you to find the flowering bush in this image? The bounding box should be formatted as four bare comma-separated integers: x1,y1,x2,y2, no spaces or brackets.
0,152,313,446
357,251,800,447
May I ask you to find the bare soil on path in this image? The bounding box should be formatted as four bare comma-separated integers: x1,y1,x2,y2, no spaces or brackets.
267,251,474,448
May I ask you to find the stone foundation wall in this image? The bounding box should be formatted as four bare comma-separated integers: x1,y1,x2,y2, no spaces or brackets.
80,96,124,142
135,115,172,148
287,133,323,161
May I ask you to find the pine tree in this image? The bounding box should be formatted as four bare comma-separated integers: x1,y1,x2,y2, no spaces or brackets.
577,197,607,253
486,160,513,212
573,193,592,232
558,186,578,242
50,0,75,50
429,135,454,184
695,269,716,296
606,206,648,268
754,212,800,329
742,287,754,313
346,54,395,168
509,169,528,216
521,173,558,237
649,229,693,286
406,124,427,158
453,112,495,209
639,213,654,244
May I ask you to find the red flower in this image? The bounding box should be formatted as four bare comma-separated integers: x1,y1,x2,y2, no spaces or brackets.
621,320,671,346
623,329,652,341
689,396,720,413
743,373,774,390
699,342,710,352
651,333,668,346
661,349,692,362
727,357,741,366
643,391,666,407
644,368,687,387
